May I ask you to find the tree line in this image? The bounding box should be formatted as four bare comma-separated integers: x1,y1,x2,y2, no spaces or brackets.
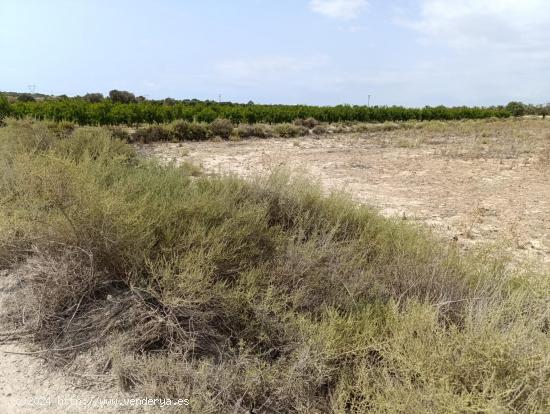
1,91,548,126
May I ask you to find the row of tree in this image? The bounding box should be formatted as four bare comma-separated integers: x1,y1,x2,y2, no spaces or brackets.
1,92,548,125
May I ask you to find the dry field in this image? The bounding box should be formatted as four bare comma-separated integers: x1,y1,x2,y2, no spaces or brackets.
140,118,550,269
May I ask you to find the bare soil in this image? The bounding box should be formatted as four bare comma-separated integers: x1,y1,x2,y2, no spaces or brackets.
139,120,550,269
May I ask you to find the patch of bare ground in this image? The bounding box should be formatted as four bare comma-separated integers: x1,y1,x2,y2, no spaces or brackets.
138,119,550,269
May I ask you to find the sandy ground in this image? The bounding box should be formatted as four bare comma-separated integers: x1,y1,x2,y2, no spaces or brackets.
139,124,550,269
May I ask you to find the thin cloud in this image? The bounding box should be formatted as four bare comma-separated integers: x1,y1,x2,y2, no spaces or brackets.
390,0,550,105
309,0,368,20
402,0,550,50
216,55,330,81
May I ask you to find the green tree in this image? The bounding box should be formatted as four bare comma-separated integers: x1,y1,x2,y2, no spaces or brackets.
539,104,549,119
83,93,104,103
109,90,136,104
0,95,11,121
506,101,526,117
17,93,36,102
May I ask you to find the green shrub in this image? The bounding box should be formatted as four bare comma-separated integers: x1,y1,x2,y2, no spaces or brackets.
0,95,10,123
171,121,210,141
188,123,210,141
209,118,234,139
170,121,191,141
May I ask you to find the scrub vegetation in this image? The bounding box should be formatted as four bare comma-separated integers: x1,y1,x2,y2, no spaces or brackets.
0,119,548,413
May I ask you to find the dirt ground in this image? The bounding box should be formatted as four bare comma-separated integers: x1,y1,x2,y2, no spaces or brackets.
139,119,550,270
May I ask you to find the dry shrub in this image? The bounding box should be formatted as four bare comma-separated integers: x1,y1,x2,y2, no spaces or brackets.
107,126,131,142
538,141,550,169
0,117,58,153
209,118,234,140
274,123,309,138
131,125,172,143
352,122,402,133
110,340,334,413
294,117,320,129
54,126,135,162
236,124,273,139
312,125,329,135
46,120,77,138
14,250,116,354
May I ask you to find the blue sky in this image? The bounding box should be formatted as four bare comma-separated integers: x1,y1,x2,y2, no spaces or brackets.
1,0,549,106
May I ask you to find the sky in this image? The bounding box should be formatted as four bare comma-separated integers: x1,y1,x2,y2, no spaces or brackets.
1,0,549,106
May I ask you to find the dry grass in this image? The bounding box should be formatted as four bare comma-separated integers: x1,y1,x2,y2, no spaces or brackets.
537,133,550,169
359,118,550,162
0,119,549,413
